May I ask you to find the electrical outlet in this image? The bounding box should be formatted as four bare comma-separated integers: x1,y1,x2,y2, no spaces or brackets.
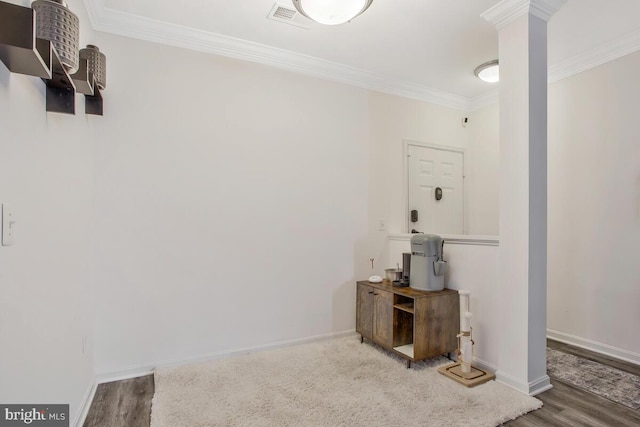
378,219,386,231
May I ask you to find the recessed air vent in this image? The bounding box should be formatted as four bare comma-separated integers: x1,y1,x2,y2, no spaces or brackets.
267,3,311,29
273,6,296,20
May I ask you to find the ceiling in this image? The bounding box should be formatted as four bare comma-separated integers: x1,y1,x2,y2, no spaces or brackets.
89,0,640,109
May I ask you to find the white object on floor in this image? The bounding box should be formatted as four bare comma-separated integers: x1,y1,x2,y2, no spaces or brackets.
393,343,414,358
151,336,542,427
459,289,473,374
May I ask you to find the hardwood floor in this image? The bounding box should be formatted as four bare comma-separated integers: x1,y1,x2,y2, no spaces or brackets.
506,340,640,427
506,379,640,427
83,375,154,427
546,339,640,377
84,340,639,427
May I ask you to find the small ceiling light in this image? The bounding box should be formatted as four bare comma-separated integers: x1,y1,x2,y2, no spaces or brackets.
474,60,499,83
292,0,374,25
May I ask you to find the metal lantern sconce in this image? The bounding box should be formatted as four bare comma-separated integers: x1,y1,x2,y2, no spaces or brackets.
0,0,106,115
31,0,79,73
73,44,107,115
81,45,106,90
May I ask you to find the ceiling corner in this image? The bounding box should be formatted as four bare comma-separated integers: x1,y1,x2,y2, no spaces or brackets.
469,89,499,112
481,0,566,29
82,0,106,28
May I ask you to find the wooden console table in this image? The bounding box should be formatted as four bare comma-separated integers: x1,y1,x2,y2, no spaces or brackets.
356,280,459,368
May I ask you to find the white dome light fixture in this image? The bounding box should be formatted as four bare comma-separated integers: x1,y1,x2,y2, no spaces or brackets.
474,60,500,83
292,0,374,26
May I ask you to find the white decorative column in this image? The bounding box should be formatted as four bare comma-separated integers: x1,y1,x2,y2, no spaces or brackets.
482,0,565,395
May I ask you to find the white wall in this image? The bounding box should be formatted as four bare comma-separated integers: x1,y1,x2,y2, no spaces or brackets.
90,34,371,375
467,103,500,235
0,0,96,423
547,51,640,360
367,92,468,239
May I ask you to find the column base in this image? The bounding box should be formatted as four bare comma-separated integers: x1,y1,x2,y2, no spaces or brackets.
496,370,552,396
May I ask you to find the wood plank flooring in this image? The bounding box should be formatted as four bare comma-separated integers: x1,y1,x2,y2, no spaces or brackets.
547,339,640,377
506,340,640,427
83,375,154,427
83,340,640,427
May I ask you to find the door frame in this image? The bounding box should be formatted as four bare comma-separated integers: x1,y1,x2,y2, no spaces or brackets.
402,139,467,234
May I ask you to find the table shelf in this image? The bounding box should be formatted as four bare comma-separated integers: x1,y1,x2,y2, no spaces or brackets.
393,302,415,313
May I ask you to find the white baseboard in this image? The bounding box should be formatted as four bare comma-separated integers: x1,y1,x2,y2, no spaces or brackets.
495,370,530,394
494,370,552,396
547,329,640,366
96,329,357,384
73,381,97,427
96,366,155,385
473,357,498,373
528,375,553,396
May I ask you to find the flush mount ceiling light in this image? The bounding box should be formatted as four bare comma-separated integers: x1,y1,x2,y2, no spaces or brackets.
292,0,374,25
474,60,499,83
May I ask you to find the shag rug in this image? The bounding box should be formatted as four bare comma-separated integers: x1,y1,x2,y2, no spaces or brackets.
547,347,640,409
151,336,542,427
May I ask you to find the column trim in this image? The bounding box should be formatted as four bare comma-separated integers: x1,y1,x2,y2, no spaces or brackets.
482,0,567,29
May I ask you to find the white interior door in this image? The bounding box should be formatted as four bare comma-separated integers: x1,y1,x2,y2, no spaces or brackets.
408,144,464,234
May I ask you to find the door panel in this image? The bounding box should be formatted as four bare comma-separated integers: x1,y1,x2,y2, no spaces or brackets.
356,283,374,340
373,290,393,348
408,145,464,234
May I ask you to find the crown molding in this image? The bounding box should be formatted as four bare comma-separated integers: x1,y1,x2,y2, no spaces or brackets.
83,0,105,27
467,27,640,110
482,0,566,29
530,0,567,22
549,28,640,83
82,1,640,113
82,1,471,111
468,88,499,111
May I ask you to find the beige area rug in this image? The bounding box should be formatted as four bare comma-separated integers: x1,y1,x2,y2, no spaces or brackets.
151,336,541,427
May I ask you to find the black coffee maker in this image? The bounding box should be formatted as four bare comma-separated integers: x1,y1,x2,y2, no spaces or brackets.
393,252,411,287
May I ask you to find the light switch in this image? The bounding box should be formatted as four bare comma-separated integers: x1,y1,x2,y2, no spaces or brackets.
2,203,15,246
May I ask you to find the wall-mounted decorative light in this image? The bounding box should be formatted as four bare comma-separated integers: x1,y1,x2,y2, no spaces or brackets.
0,0,106,115
80,45,106,90
71,44,106,115
292,0,374,25
474,59,499,83
31,0,79,73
